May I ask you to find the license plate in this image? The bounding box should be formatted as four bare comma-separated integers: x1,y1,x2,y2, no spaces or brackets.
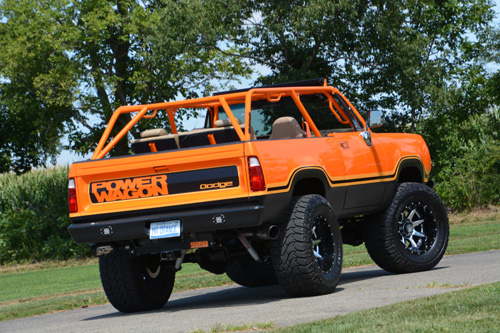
149,220,181,239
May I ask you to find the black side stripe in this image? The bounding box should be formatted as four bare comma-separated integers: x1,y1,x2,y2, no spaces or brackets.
267,157,422,192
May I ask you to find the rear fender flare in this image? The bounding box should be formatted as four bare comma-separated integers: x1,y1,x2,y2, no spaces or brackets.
396,159,426,184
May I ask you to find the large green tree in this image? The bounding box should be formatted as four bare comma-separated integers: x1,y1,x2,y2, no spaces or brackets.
0,0,78,174
0,0,250,173
486,27,500,105
231,0,495,132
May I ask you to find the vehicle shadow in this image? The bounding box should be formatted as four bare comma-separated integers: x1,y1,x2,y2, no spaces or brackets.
83,265,449,321
339,265,449,286
84,284,290,321
338,266,390,286
84,267,401,321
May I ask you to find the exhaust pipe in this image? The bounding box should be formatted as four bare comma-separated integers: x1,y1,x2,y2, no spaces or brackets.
238,235,260,261
239,225,280,240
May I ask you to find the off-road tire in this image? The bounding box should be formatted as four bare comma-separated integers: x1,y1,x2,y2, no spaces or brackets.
271,194,343,297
99,250,175,313
226,255,278,287
364,182,449,273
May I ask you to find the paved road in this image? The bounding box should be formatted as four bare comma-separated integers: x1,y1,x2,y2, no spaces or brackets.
2,251,499,333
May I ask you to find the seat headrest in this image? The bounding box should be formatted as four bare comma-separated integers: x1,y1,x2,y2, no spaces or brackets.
140,128,168,138
269,117,305,139
215,118,242,127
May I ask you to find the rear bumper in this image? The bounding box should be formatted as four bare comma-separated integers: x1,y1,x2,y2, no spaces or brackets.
68,201,264,244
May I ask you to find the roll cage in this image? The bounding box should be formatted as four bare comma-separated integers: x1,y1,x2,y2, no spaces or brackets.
92,79,367,160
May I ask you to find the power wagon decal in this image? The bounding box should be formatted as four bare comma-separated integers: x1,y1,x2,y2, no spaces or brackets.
89,166,239,203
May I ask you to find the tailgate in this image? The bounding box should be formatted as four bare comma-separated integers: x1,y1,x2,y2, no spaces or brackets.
69,144,248,220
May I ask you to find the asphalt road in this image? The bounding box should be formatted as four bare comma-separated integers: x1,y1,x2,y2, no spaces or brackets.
2,250,499,333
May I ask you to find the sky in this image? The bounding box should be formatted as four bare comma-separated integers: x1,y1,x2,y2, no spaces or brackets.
55,1,500,166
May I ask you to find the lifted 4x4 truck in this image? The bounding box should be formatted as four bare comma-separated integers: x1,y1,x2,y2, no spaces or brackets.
68,78,449,313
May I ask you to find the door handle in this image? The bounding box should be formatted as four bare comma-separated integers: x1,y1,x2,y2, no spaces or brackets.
360,131,372,146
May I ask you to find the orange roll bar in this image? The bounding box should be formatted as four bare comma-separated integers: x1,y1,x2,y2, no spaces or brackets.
91,85,337,160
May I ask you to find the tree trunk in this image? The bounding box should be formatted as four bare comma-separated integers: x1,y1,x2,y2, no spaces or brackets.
108,0,133,157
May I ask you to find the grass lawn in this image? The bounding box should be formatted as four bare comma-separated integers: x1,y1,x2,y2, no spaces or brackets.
196,282,500,332
0,207,499,322
273,281,500,333
0,260,234,322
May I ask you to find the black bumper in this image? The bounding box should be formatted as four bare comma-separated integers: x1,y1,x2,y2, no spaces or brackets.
68,201,265,244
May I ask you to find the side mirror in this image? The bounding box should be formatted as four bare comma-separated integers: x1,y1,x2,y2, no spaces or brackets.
366,110,384,129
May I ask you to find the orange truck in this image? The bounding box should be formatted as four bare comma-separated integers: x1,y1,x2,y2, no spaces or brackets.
68,78,449,312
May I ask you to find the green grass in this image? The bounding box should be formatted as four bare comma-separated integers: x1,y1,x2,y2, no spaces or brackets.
1,292,109,322
447,220,500,254
0,208,499,322
274,282,500,332
343,244,373,267
192,321,275,333
174,264,233,292
0,264,101,302
0,261,233,322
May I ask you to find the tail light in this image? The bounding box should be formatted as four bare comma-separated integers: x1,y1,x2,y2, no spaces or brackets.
248,157,266,191
68,178,78,213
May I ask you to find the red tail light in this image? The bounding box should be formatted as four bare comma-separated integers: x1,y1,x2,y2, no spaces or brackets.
68,178,78,213
248,157,266,191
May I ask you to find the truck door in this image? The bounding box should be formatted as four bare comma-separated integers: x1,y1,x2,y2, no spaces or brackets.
327,93,387,211
333,131,386,209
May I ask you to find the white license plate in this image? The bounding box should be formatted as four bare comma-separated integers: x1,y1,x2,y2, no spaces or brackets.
149,220,181,239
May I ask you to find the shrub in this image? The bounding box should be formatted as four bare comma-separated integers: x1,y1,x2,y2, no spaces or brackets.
434,108,500,211
0,166,91,264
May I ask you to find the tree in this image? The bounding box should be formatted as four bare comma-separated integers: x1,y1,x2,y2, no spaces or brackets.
486,28,500,105
231,0,495,132
0,0,250,173
0,0,78,174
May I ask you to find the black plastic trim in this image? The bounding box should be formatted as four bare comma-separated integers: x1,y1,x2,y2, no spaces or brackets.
71,197,255,224
396,158,426,183
68,201,265,244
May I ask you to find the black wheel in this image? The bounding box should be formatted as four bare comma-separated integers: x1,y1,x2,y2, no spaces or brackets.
226,254,278,287
271,195,343,297
364,182,449,273
99,250,175,313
